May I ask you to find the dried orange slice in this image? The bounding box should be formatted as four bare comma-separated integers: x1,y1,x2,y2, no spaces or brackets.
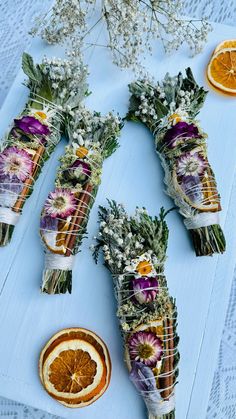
39,328,111,408
207,48,236,95
40,218,71,255
172,163,220,212
214,39,236,53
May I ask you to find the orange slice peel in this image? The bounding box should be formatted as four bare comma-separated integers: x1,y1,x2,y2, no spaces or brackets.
214,39,236,54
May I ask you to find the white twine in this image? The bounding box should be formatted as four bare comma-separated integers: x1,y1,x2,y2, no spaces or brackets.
45,253,75,271
146,394,175,416
184,211,220,230
0,207,20,225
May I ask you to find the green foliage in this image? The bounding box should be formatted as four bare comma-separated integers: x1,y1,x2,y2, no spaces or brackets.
22,52,42,84
93,200,171,267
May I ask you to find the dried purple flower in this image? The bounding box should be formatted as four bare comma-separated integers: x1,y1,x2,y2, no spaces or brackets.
131,276,159,304
130,361,158,393
14,116,50,136
64,159,91,184
40,215,58,231
44,188,77,219
164,122,199,148
0,146,33,182
128,331,163,367
129,361,163,415
176,152,206,177
181,175,202,204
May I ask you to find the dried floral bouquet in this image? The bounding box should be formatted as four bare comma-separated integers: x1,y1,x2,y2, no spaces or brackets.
127,68,226,256
31,0,211,72
93,201,179,419
40,107,122,294
0,53,88,246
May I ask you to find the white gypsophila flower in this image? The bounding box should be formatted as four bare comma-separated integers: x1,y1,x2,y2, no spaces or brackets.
31,0,212,74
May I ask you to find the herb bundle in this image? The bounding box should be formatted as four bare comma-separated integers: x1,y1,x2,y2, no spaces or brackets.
127,68,226,256
40,107,122,294
93,201,179,419
0,53,88,246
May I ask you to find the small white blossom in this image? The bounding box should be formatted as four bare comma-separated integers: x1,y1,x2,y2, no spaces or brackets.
31,0,211,73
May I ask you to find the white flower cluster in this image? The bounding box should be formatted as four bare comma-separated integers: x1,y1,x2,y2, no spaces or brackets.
31,0,90,44
41,55,88,105
70,106,120,131
97,209,151,272
56,106,121,188
31,0,212,72
130,75,198,130
66,106,121,150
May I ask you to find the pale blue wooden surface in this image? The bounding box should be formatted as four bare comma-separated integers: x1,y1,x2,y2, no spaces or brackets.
0,23,236,419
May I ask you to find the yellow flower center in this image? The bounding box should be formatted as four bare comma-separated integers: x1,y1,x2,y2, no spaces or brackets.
136,260,152,276
35,111,47,120
76,146,89,158
138,343,154,359
168,113,182,123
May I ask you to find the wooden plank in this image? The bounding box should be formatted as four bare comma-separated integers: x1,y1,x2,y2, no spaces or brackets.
0,23,235,419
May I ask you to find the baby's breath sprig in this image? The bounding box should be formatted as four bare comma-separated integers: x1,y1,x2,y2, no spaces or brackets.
31,0,212,73
22,52,89,112
93,200,169,275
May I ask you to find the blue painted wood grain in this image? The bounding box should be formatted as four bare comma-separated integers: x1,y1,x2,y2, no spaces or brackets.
0,23,235,419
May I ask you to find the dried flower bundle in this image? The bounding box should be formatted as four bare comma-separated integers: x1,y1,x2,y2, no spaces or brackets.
31,0,211,72
93,201,179,418
40,107,122,294
127,68,226,256
0,53,88,246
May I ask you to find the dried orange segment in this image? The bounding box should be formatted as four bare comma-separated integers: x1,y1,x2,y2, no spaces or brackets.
207,48,236,94
172,170,220,212
49,348,97,393
39,328,111,408
214,39,236,53
40,219,71,255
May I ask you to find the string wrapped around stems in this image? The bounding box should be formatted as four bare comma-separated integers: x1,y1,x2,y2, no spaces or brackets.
0,52,88,246
93,201,179,419
40,107,122,294
127,68,226,256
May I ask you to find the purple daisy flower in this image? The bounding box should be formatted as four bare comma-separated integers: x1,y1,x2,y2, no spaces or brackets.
176,152,206,178
0,146,33,182
131,276,159,304
128,331,163,367
14,116,50,136
44,188,77,219
164,122,199,148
